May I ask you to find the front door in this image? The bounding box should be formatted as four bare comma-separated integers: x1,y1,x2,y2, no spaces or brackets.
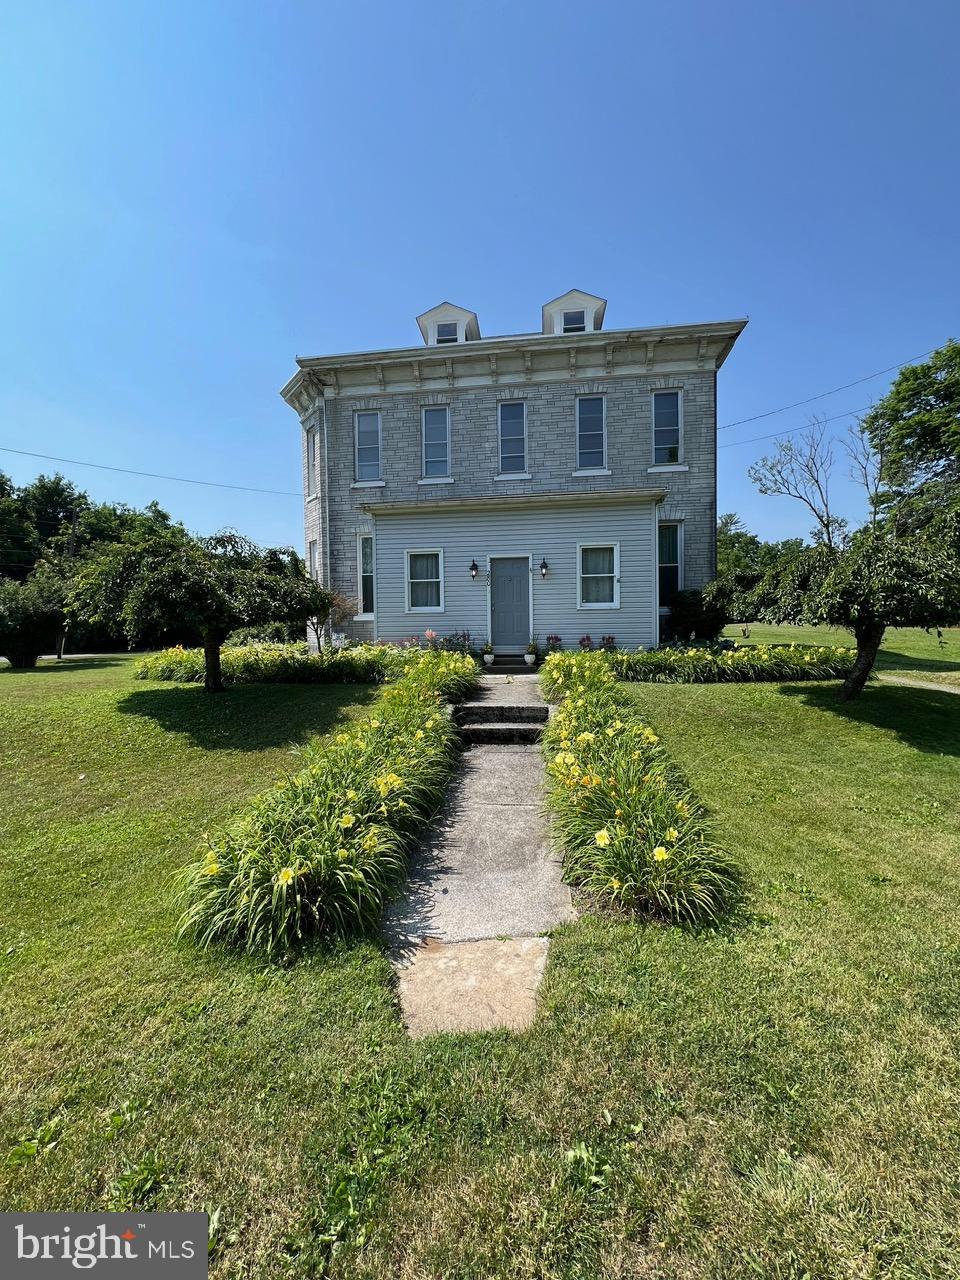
490,557,529,652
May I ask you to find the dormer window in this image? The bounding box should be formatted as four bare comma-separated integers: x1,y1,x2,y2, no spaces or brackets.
435,322,459,345
416,302,481,346
542,290,607,336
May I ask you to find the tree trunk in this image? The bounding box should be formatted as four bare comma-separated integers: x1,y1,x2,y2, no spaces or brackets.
203,633,225,692
839,621,886,701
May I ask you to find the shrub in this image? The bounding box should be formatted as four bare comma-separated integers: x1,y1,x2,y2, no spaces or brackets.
0,569,65,668
579,635,594,651
175,650,480,956
661,588,727,642
135,642,405,686
539,642,856,692
600,634,616,652
540,652,740,924
226,622,303,645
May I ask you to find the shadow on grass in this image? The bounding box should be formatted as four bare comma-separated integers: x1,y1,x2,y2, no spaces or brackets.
117,681,379,752
875,646,960,675
778,681,960,757
0,657,131,674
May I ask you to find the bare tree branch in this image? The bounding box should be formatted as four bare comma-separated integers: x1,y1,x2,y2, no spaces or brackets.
747,417,847,547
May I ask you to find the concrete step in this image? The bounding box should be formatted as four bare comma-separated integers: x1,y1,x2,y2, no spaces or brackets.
460,722,543,745
484,660,539,673
454,703,549,726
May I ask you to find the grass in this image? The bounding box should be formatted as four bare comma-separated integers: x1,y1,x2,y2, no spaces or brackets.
724,622,960,687
3,656,960,1277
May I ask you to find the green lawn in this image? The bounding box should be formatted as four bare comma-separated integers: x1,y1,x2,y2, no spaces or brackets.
723,622,960,687
3,658,960,1277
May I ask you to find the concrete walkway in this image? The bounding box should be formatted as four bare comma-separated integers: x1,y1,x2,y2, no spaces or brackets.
384,674,574,1037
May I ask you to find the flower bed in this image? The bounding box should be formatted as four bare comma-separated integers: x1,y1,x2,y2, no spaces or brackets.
540,652,740,924
175,650,480,957
135,642,407,686
540,642,856,693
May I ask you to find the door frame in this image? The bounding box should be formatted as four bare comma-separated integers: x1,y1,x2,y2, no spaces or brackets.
486,553,533,654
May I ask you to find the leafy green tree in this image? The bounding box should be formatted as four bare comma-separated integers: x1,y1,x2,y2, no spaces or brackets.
734,519,960,699
69,527,333,690
0,565,67,668
717,512,805,580
861,339,960,525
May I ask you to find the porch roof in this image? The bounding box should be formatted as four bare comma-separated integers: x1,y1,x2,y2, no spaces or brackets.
360,487,667,517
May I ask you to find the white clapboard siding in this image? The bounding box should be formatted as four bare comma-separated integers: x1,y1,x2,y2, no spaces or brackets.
372,498,658,650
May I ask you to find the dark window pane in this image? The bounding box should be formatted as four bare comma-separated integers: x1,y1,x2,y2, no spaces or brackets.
563,310,586,332
659,565,680,602
410,580,440,608
654,443,680,465
409,552,439,581
582,546,614,576
658,524,679,564
578,444,604,469
361,575,374,613
653,392,679,431
436,322,458,343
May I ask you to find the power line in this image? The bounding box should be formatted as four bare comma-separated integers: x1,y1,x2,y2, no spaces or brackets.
719,405,871,449
0,446,303,498
718,348,935,431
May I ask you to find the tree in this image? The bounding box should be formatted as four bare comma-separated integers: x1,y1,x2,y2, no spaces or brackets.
0,565,67,668
737,412,960,699
716,512,805,580
736,519,960,699
69,527,333,691
861,339,960,526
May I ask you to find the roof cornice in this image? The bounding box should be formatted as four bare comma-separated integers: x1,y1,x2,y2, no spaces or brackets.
360,487,667,517
280,317,748,413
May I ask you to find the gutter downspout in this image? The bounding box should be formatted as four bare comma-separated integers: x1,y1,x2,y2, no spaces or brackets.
317,390,333,646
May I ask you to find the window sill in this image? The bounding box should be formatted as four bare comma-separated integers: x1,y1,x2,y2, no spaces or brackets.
494,472,532,481
404,609,445,615
647,464,689,473
572,468,611,477
417,476,454,485
577,603,621,610
305,493,319,503
353,613,375,622
351,479,386,489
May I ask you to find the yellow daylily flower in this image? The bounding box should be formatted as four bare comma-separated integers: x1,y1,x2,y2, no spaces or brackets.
339,813,356,829
277,867,295,885
595,829,611,848
665,826,679,842
652,846,669,861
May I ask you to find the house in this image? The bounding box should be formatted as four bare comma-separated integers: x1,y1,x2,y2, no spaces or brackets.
281,292,746,653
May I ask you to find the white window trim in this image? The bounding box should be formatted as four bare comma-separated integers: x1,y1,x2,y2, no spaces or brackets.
498,400,528,476
405,548,445,614
421,405,451,480
430,320,464,345
307,538,319,581
657,521,684,612
652,389,684,466
305,426,317,497
355,531,375,621
577,541,621,610
576,394,607,472
354,409,382,482
562,308,588,334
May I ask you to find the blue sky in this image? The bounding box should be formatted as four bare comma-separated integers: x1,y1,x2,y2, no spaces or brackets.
1,0,957,546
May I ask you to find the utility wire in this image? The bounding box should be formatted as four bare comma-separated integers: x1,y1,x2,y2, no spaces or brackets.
718,348,935,431
0,446,303,498
719,405,871,449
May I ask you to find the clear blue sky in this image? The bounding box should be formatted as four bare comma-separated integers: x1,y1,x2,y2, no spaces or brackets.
1,1,957,546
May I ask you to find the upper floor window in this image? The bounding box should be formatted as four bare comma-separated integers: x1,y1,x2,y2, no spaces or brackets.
653,391,682,465
357,534,374,617
576,396,606,470
562,309,586,334
498,402,527,474
355,411,381,481
658,523,682,602
578,543,620,608
422,406,451,478
435,322,459,345
305,427,317,496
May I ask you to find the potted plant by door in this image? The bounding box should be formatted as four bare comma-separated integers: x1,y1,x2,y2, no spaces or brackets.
524,637,539,666
482,641,494,666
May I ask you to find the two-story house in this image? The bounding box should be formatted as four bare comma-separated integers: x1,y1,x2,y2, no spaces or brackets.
281,291,746,653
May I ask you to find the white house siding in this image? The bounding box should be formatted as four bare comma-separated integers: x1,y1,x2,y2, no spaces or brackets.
371,498,658,651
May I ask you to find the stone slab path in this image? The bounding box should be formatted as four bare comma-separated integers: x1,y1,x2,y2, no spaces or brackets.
384,674,574,1037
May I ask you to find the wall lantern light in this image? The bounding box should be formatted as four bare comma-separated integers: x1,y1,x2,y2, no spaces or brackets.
539,558,549,579
469,559,479,579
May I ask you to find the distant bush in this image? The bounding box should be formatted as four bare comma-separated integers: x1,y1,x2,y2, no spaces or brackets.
661,589,727,642
539,642,856,692
540,652,740,924
135,642,405,686
0,570,64,669
226,622,304,646
175,650,480,957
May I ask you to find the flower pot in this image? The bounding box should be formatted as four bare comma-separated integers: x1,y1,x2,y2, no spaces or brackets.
524,653,536,665
483,653,494,665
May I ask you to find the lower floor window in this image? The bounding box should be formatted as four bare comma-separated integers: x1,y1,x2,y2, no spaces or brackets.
407,550,443,610
658,523,681,601
308,539,318,580
358,535,374,615
579,544,619,607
